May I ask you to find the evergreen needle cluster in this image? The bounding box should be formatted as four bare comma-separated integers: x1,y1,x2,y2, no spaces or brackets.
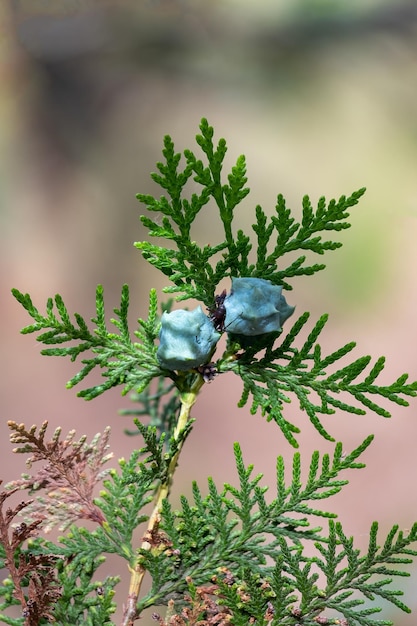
3,119,417,626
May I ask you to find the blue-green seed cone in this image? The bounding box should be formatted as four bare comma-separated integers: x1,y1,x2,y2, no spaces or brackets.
157,306,221,371
224,277,295,336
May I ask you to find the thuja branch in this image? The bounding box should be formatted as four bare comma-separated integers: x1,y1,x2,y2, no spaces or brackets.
122,374,205,626
219,311,417,446
11,285,162,401
7,118,417,626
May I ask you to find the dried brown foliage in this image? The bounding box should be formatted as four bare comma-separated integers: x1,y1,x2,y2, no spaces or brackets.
6,420,113,531
0,483,61,625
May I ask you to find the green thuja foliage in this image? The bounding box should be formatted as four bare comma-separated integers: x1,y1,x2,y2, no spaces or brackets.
11,285,161,399
4,119,417,626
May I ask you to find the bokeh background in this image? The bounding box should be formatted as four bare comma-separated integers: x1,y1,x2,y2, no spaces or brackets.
1,0,417,623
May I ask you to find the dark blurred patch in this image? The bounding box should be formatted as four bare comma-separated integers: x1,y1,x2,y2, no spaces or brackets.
7,1,417,185
9,1,202,184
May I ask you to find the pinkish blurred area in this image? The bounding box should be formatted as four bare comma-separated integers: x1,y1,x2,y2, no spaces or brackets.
1,1,417,623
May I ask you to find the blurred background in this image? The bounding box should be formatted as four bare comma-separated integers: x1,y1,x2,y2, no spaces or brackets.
1,0,417,623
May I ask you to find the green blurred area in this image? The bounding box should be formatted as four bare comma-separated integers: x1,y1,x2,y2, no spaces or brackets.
1,1,417,624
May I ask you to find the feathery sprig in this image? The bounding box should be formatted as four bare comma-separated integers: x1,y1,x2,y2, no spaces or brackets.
135,438,373,611
221,312,417,446
6,421,113,532
11,285,161,400
136,118,360,305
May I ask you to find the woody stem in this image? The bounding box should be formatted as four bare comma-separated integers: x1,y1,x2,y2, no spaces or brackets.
121,375,204,626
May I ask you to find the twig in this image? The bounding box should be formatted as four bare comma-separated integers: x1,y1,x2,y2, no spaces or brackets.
121,377,204,626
